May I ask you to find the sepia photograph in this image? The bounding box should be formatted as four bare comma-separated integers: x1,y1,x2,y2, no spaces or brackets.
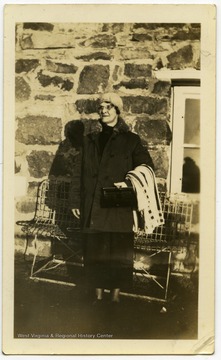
2,3,216,355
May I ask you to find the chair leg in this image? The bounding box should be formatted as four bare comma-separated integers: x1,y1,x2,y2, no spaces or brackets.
164,251,172,301
23,232,29,261
30,234,39,277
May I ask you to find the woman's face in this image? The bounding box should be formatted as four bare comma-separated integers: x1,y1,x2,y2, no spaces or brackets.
99,101,118,127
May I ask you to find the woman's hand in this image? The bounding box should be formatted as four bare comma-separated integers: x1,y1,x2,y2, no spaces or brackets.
72,209,80,219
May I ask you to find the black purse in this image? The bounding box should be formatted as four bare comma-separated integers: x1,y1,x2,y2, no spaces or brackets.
101,187,137,208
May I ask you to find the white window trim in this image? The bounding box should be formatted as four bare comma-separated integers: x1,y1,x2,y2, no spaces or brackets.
153,69,201,195
153,69,201,82
170,86,201,194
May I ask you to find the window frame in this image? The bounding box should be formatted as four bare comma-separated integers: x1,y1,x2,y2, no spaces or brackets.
169,85,201,194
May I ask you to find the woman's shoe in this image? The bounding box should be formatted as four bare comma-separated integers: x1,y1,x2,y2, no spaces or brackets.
111,288,120,303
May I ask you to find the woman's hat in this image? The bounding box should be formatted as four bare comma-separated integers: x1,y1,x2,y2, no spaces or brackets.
100,92,123,113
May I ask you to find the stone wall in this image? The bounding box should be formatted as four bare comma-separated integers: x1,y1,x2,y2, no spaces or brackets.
15,22,200,223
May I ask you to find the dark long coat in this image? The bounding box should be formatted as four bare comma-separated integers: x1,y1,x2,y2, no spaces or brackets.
69,117,154,233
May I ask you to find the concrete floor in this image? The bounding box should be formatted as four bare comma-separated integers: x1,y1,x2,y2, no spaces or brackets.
14,253,198,340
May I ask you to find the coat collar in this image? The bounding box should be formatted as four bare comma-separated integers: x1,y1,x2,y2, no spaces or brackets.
89,117,129,141
112,116,130,134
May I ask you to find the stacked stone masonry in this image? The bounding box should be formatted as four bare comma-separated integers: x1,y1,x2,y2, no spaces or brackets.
15,22,200,221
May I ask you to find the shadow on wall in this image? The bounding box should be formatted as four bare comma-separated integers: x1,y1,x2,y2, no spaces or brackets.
45,120,85,275
49,120,84,179
182,157,200,193
47,119,85,232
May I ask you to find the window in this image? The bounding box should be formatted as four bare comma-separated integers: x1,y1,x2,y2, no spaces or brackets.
170,86,200,194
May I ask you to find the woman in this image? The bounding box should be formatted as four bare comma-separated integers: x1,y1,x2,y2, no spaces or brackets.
70,92,154,304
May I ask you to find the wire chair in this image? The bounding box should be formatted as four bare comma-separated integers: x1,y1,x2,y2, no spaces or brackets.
16,178,82,280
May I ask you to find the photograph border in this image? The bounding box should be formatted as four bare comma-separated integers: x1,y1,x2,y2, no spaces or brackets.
2,3,216,355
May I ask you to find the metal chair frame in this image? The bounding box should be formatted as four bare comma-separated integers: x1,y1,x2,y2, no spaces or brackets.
17,179,83,283
17,179,194,303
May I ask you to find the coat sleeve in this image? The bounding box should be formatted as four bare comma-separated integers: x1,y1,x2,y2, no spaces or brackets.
68,148,82,209
132,134,154,170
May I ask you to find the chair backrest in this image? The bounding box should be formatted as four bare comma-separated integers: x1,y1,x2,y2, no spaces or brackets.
33,182,194,246
34,179,79,230
135,192,194,248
